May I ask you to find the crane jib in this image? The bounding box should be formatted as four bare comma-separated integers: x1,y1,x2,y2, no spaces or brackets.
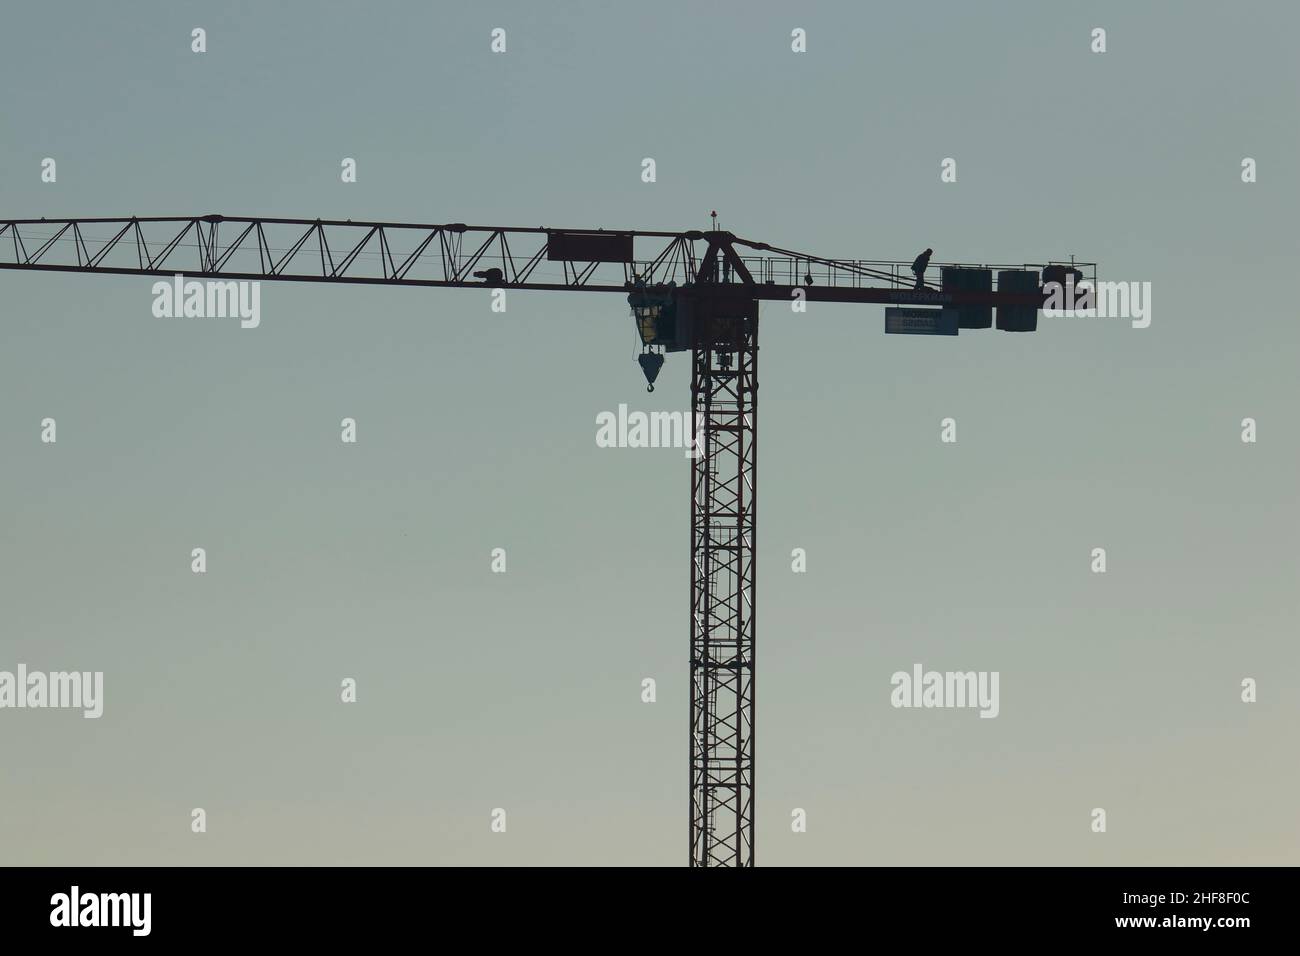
0,216,1090,310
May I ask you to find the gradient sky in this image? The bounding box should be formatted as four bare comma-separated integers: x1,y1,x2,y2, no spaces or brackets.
1,0,1297,866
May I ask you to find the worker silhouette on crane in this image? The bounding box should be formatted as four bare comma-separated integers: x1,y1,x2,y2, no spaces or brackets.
911,248,933,290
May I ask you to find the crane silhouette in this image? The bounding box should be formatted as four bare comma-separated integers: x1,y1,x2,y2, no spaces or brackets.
0,213,1093,866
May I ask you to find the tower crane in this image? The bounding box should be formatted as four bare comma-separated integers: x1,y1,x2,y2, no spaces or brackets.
0,213,1095,867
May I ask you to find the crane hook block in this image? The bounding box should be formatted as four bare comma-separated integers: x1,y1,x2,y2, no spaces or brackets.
638,351,665,391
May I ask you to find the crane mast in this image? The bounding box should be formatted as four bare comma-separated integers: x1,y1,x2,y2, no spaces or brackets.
689,296,758,866
0,213,1093,867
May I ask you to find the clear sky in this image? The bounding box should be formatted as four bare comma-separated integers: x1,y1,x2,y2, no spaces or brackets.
1,0,1297,865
